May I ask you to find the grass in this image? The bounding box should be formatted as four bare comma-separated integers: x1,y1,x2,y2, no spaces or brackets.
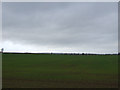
2,53,118,88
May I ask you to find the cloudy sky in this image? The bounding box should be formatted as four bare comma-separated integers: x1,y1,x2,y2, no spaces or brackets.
2,2,118,54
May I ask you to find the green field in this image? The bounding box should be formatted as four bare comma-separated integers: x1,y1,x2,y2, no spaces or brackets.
2,53,118,88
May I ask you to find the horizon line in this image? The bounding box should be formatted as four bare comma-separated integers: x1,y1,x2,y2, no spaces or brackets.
2,51,118,54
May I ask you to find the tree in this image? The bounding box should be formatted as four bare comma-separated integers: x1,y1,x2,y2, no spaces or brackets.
82,53,84,55
1,48,4,53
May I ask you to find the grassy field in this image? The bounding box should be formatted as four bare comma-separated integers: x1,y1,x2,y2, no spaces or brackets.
2,53,118,88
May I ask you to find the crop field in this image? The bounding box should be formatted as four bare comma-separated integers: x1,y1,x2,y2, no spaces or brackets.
2,53,118,88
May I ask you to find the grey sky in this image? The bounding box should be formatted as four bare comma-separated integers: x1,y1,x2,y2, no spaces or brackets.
2,2,118,54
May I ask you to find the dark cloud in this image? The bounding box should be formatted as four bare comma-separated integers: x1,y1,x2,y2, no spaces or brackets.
2,2,118,53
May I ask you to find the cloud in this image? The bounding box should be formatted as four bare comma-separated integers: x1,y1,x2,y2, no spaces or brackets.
2,2,118,53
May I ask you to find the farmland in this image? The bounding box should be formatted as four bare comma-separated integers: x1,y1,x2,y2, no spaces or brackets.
2,53,118,88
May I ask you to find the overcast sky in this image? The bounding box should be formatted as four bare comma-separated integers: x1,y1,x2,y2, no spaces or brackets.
2,2,118,54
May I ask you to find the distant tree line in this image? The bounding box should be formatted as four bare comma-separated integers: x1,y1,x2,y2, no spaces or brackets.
3,52,118,55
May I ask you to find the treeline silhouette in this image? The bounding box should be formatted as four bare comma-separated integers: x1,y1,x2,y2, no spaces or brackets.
3,52,118,55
